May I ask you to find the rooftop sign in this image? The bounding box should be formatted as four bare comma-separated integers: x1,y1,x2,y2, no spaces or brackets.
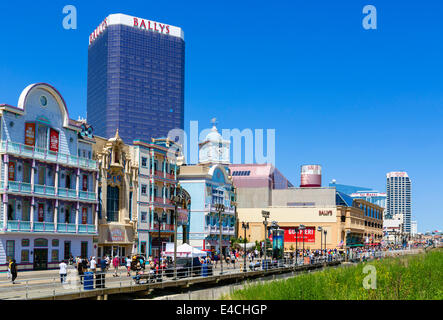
89,13,184,45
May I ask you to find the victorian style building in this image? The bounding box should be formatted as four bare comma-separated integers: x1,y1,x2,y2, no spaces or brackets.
179,122,237,254
0,83,98,271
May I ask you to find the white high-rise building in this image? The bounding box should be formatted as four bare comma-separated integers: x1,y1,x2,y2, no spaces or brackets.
411,220,418,236
386,172,412,234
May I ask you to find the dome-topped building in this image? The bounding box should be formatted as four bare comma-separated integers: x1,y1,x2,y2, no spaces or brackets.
198,119,230,165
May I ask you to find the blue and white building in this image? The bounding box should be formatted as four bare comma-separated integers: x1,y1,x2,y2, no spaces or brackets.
0,83,98,271
179,123,236,253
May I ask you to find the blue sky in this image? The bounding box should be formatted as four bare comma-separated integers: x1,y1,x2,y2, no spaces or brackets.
0,0,442,232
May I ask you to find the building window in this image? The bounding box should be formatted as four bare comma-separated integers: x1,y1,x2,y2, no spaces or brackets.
141,211,147,222
81,242,88,258
21,250,29,262
52,249,59,262
34,238,48,247
22,239,30,247
141,157,147,167
106,185,120,222
129,191,133,221
52,239,59,247
141,184,147,195
6,240,15,261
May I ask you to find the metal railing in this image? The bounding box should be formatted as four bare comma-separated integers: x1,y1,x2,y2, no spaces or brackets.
0,248,430,300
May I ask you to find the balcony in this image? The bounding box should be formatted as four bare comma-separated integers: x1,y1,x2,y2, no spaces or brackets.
57,187,77,199
34,184,56,196
150,223,174,232
8,181,32,193
206,204,236,215
79,190,96,201
0,141,98,170
4,220,97,234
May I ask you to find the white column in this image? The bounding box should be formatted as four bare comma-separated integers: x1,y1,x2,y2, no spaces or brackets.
30,197,35,231
31,159,35,192
75,202,79,232
2,194,8,230
3,155,9,190
76,168,80,197
54,164,59,195
54,199,58,232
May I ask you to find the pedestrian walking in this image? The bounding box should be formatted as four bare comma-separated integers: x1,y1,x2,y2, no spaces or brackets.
100,256,107,272
10,259,17,284
105,255,110,271
7,259,12,280
126,256,131,276
59,260,68,283
90,257,97,274
77,257,84,284
113,255,120,277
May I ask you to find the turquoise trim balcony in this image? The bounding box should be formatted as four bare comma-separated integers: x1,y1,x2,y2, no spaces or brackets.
2,220,96,234
6,220,32,232
78,224,96,234
34,184,56,196
57,223,78,233
8,181,32,193
79,190,96,201
34,221,55,232
0,141,98,170
58,187,77,199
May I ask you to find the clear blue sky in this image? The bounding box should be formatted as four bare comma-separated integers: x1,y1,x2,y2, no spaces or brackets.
0,0,442,233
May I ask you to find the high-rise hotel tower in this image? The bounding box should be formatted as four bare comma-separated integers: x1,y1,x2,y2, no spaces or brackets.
386,172,412,233
87,14,185,144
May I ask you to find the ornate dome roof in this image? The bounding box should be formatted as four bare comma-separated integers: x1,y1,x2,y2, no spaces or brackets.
205,125,223,143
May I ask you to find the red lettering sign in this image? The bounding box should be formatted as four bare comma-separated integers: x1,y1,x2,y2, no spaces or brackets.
133,17,138,27
24,123,35,146
49,129,59,152
38,203,44,222
140,19,146,29
269,227,316,243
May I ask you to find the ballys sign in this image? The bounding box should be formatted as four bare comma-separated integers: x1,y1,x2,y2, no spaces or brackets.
133,17,170,34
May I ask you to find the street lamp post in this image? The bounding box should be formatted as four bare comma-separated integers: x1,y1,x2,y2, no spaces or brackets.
157,211,166,266
242,222,249,272
317,226,323,257
262,210,270,270
295,227,299,266
345,230,351,262
323,230,327,260
171,184,184,280
215,203,225,275
299,225,305,264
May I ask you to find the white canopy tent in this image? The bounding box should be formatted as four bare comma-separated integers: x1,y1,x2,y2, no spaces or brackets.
163,243,208,258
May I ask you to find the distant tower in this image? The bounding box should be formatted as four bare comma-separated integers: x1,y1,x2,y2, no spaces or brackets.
300,165,322,187
386,172,412,233
198,118,230,165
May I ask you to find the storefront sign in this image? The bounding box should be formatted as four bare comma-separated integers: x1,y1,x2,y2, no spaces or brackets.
8,162,15,181
49,129,59,152
178,208,188,224
38,203,44,222
108,228,125,242
25,123,36,146
269,226,316,243
319,210,333,216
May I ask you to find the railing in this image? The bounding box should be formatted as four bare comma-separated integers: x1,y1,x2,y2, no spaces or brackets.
0,141,97,170
34,222,55,232
34,184,56,196
79,190,96,201
4,220,96,234
0,248,430,300
151,223,174,231
58,187,78,199
78,224,96,234
7,181,32,193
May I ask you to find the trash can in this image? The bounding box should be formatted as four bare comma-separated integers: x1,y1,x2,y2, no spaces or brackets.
83,272,94,290
201,263,208,277
96,272,106,289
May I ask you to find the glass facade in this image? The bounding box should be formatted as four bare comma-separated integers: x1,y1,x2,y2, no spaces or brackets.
87,24,185,144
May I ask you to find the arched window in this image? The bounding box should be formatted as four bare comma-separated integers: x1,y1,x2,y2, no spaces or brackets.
107,185,120,222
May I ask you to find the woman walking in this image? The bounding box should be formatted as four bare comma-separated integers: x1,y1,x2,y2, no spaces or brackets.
10,259,18,284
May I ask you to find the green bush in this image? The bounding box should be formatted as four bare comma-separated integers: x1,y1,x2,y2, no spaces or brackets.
225,249,443,300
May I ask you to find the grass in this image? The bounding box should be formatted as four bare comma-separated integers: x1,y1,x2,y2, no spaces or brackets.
224,249,443,300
